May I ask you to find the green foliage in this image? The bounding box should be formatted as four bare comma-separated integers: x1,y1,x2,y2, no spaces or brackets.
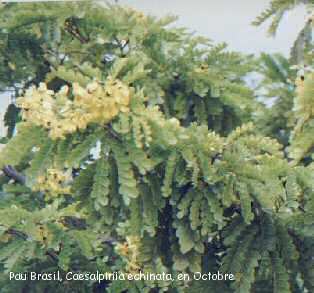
252,0,307,36
289,72,314,163
0,123,46,168
90,158,110,210
0,1,313,293
0,1,256,136
255,53,296,146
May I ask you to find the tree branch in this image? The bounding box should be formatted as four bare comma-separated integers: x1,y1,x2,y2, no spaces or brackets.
2,165,26,185
7,228,28,240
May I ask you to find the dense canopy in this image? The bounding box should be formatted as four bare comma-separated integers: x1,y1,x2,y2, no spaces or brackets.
0,1,313,292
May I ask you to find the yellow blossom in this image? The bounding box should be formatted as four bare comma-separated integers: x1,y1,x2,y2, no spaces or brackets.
17,77,132,139
33,168,72,197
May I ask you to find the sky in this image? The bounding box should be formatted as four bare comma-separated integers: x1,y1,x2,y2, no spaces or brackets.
117,0,307,56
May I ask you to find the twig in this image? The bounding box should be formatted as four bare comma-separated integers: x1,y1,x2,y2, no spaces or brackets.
104,125,122,142
2,165,26,185
7,228,28,240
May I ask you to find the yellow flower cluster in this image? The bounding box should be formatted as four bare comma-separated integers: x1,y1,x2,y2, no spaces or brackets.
33,168,72,196
294,74,314,118
116,236,141,273
17,77,131,139
295,76,305,99
35,225,52,245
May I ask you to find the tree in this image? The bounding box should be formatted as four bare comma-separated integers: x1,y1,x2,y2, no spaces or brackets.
0,1,313,292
